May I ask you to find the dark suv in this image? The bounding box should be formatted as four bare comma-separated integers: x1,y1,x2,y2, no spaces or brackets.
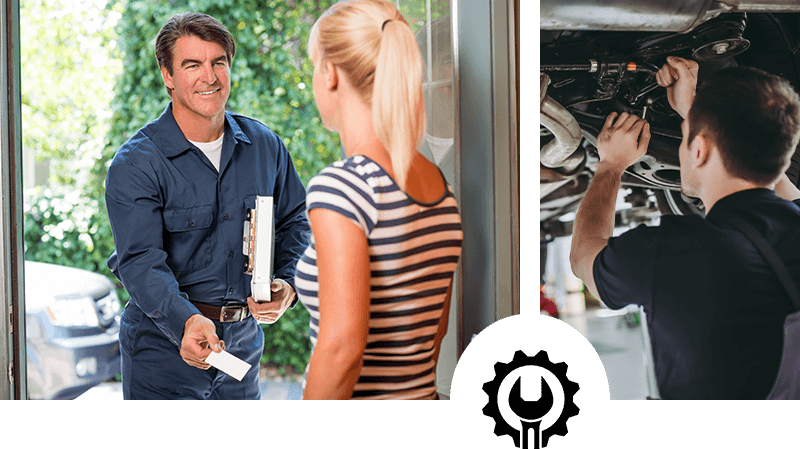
24,261,122,400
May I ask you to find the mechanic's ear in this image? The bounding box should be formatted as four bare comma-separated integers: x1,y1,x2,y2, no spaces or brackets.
689,133,712,168
160,65,174,91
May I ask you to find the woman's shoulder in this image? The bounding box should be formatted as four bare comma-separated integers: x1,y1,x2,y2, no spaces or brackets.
306,156,382,232
309,155,384,191
338,155,385,179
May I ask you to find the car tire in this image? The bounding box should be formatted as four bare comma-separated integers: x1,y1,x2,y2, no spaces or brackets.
654,189,705,217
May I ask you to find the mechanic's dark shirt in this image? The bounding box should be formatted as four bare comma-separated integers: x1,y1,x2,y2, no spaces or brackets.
106,103,310,346
594,188,800,399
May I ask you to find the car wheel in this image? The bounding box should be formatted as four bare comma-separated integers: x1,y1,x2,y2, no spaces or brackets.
654,189,705,217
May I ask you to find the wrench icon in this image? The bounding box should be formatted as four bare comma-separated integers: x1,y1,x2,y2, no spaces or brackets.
508,375,554,449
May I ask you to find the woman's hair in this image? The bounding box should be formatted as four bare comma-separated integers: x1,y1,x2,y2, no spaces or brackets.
155,12,235,96
309,0,426,188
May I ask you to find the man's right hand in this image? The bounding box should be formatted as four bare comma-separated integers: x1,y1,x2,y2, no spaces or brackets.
180,314,224,369
656,56,699,119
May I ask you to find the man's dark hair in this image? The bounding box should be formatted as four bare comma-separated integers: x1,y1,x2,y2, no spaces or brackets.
688,66,800,185
155,12,235,95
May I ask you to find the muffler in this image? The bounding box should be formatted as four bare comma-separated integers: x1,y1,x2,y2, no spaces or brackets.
540,73,585,173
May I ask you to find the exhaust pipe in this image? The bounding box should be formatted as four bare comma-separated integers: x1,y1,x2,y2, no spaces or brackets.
541,0,800,33
540,73,585,173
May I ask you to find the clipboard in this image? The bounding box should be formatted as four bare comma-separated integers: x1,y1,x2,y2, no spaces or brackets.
243,195,274,302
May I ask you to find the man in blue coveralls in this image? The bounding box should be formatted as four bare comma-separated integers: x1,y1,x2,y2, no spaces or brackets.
105,12,310,399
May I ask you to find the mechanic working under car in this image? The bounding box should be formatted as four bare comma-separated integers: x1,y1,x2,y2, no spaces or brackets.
569,56,800,399
105,12,310,399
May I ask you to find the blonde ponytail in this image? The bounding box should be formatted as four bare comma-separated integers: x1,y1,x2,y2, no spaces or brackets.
372,19,425,189
309,0,426,190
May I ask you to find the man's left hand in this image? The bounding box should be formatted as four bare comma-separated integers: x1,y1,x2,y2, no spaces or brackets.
247,278,296,324
596,112,651,172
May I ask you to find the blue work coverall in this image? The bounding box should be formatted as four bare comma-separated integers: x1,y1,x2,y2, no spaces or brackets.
105,103,310,399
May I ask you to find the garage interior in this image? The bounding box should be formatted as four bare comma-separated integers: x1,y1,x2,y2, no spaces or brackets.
543,235,659,399
542,187,661,399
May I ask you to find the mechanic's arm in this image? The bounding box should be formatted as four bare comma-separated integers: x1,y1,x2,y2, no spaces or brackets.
272,136,311,291
302,208,371,400
773,173,800,201
248,135,311,321
656,56,698,119
570,113,651,299
106,162,220,366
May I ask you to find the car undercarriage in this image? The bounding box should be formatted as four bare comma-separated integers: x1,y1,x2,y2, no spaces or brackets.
540,0,800,242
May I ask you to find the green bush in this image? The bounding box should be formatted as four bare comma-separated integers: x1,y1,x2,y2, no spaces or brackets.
260,306,312,375
24,187,130,303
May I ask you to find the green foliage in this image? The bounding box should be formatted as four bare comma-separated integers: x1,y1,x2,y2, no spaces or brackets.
21,0,129,302
260,306,312,374
23,185,131,302
21,0,122,189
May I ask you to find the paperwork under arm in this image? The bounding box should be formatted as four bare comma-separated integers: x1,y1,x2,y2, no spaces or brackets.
243,196,274,302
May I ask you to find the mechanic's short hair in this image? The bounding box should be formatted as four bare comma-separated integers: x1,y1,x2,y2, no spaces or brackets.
155,12,235,96
688,66,800,185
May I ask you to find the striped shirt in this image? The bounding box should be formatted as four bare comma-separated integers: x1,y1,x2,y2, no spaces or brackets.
295,155,463,399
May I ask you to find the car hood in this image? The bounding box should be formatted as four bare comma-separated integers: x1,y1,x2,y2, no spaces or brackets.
23,261,114,311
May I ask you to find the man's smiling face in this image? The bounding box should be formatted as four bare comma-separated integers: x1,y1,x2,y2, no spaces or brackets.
161,34,231,124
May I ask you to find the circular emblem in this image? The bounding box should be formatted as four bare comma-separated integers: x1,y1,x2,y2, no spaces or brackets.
450,315,609,448
481,350,579,448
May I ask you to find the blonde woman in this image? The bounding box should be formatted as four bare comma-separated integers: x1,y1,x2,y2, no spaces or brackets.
295,0,463,399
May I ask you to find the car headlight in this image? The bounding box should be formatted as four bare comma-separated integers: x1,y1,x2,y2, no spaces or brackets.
96,290,121,328
46,296,100,327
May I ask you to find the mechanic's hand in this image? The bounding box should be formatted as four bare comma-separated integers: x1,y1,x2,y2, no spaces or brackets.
248,278,296,324
180,314,224,370
596,112,651,171
656,56,698,119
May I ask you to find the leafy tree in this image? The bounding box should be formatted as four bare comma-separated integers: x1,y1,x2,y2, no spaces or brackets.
22,0,123,282
21,0,122,189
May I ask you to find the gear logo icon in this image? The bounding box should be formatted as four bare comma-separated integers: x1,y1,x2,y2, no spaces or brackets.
482,350,579,449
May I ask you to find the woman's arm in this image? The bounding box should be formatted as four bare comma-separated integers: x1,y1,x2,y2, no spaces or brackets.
302,208,371,400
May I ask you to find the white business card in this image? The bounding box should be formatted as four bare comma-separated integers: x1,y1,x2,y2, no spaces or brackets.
205,350,252,382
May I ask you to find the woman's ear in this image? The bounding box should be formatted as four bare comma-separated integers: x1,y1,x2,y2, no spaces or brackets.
325,60,338,91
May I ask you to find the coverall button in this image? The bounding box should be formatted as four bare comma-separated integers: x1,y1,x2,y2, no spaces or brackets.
223,214,229,220
228,251,234,257
229,287,234,294
188,221,194,228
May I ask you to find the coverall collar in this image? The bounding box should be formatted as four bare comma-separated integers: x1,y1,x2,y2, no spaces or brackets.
153,102,252,158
